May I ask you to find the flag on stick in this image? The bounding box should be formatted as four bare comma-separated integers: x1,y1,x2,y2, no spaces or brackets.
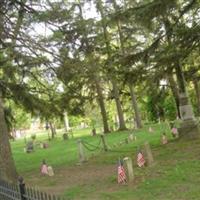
137,152,145,167
117,160,126,184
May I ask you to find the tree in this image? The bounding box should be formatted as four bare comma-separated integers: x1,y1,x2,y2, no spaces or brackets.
110,0,143,128
40,0,111,133
96,0,127,131
119,0,200,138
0,0,62,181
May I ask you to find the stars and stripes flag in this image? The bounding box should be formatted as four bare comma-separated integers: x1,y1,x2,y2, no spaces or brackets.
117,160,126,184
137,152,145,167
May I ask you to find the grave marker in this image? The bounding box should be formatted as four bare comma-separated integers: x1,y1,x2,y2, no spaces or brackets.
123,157,134,182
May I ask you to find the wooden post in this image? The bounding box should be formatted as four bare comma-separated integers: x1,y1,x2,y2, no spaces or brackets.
123,157,134,182
18,177,27,200
77,139,86,163
100,134,108,151
143,142,154,166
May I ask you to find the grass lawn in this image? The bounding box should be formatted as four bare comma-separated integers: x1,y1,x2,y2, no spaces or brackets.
11,123,200,200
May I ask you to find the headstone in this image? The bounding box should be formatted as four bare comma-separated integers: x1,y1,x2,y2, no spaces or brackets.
47,166,54,176
148,127,153,133
43,143,48,149
63,133,68,140
178,93,200,139
143,142,154,166
26,141,34,153
128,134,134,141
161,133,168,145
123,157,134,182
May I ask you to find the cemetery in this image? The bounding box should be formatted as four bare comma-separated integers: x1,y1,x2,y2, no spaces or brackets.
0,0,200,200
5,122,199,200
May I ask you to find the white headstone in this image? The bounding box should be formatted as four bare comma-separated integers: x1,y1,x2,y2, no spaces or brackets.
47,166,54,176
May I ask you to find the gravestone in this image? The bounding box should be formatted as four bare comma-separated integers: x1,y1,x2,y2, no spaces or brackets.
178,93,200,139
47,166,54,176
43,143,49,149
26,141,34,153
128,134,134,142
123,157,134,182
63,133,68,140
143,142,154,166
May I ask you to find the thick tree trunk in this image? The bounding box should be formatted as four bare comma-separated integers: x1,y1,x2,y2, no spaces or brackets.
175,63,186,93
113,0,141,128
0,96,18,182
193,79,200,115
167,74,181,118
77,2,109,133
95,79,110,133
129,84,142,128
112,81,127,130
97,0,127,131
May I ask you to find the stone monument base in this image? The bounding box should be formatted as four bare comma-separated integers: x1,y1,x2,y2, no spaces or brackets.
178,119,200,139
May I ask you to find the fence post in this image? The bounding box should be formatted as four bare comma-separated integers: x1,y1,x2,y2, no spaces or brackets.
77,139,86,163
123,157,134,182
100,134,108,151
143,142,154,166
18,177,27,200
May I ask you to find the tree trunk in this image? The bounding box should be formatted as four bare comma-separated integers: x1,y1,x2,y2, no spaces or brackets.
112,81,127,130
64,112,70,132
175,62,196,121
49,122,56,139
0,95,18,182
95,79,110,133
167,73,181,118
76,2,109,134
193,79,200,115
175,63,186,93
0,1,24,182
97,0,127,131
112,0,140,128
129,84,142,128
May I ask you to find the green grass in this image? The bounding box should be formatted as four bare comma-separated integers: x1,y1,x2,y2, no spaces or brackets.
11,123,200,200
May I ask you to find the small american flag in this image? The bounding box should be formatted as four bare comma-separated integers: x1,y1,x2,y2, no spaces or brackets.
137,152,145,167
117,160,126,184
